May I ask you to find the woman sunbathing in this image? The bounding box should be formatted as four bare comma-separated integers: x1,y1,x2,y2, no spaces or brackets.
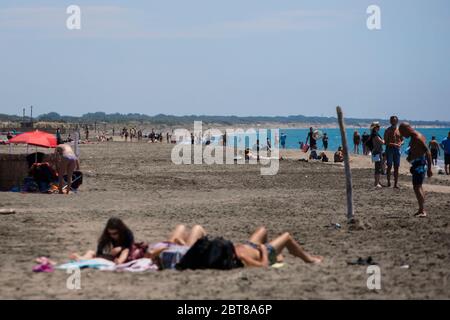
234,227,323,267
145,224,207,270
69,217,135,265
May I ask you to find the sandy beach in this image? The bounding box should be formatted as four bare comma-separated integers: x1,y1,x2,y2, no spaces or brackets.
0,141,449,299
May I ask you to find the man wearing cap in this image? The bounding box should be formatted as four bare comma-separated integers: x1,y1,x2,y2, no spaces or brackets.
384,116,404,188
398,123,432,217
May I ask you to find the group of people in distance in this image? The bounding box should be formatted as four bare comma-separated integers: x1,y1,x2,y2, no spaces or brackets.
70,217,323,270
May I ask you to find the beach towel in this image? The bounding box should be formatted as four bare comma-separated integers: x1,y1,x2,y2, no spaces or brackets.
56,258,157,272
57,258,115,270
114,258,158,272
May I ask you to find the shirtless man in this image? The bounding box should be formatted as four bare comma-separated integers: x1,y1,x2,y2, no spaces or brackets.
428,136,440,166
398,123,433,217
234,227,323,267
384,116,403,188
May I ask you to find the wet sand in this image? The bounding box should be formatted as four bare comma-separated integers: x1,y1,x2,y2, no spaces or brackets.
0,142,449,299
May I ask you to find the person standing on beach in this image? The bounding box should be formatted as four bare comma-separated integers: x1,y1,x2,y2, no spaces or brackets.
369,122,385,188
56,128,63,145
399,123,433,217
362,132,370,155
384,116,403,188
322,133,329,151
353,130,361,154
441,131,450,175
305,127,317,150
428,136,440,166
150,129,155,143
280,133,287,149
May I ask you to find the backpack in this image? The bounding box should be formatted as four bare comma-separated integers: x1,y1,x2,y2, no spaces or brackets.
176,236,243,270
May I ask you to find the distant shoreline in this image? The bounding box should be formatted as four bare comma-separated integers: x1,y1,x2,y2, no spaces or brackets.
1,111,450,129
1,120,450,132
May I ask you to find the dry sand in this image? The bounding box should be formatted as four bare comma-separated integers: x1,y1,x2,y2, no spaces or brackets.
0,142,449,299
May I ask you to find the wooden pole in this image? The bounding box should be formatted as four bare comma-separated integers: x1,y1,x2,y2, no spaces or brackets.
336,106,355,222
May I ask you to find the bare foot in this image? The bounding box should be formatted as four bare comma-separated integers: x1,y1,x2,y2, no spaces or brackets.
69,253,81,261
307,255,323,264
414,211,427,218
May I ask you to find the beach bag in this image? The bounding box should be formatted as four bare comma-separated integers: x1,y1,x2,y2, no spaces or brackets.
176,236,242,270
302,143,310,153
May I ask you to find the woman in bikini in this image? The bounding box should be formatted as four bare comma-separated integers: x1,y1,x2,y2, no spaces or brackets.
55,144,79,194
234,227,323,267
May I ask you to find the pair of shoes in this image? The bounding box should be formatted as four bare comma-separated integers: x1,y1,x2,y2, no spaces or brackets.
347,256,378,266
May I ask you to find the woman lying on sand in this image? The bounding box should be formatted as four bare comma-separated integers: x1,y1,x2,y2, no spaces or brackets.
234,227,323,267
145,224,206,269
155,225,322,269
69,217,135,265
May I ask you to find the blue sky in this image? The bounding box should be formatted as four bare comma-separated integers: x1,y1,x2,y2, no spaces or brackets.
0,0,449,120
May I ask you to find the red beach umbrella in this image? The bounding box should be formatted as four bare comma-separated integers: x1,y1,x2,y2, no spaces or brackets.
8,130,57,148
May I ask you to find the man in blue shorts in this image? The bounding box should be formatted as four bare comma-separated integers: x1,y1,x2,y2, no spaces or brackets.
399,123,433,217
384,116,403,188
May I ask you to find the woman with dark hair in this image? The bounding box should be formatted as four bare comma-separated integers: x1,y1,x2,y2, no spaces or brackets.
69,217,135,264
369,122,385,188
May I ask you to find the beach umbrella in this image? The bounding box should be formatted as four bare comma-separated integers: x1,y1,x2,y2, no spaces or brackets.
8,130,57,163
8,130,57,148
